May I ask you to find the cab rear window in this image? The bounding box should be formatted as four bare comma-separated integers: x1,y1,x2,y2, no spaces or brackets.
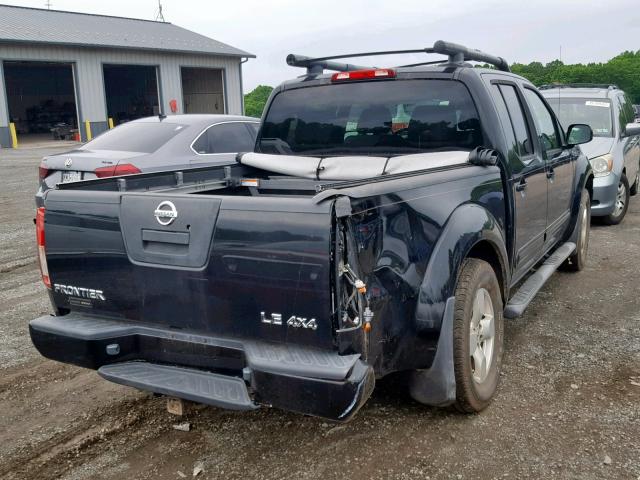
259,79,482,157
83,122,187,153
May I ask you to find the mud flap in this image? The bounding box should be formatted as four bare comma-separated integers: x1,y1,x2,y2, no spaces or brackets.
408,297,457,406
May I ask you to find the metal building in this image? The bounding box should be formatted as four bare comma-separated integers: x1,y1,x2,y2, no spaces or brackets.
0,4,254,148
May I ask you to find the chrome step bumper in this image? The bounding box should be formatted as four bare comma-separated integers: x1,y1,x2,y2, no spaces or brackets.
99,362,258,411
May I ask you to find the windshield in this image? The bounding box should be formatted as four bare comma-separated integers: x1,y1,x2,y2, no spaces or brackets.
258,79,483,156
546,97,614,138
83,122,188,153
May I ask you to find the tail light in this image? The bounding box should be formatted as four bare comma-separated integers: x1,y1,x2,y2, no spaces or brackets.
94,163,141,178
38,162,49,181
36,207,51,289
331,69,396,82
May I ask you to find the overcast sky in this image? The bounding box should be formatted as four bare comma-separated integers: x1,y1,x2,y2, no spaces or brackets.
3,0,640,92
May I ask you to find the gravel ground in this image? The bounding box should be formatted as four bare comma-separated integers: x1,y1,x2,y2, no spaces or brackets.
0,147,638,480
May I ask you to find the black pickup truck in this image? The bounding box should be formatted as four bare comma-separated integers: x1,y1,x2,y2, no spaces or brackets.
30,41,594,421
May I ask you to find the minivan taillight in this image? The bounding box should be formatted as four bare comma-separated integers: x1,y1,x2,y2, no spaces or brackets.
94,163,141,178
36,207,51,289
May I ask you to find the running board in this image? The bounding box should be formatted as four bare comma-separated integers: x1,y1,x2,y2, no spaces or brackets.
99,362,258,411
504,242,576,318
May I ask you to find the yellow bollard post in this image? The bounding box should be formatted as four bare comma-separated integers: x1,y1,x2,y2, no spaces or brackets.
85,120,92,141
9,122,18,148
108,117,114,129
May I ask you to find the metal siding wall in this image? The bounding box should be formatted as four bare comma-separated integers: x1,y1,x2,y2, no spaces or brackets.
161,55,242,115
0,44,243,127
0,61,7,126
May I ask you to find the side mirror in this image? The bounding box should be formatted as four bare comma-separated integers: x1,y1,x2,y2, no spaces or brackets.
566,124,593,146
623,123,640,138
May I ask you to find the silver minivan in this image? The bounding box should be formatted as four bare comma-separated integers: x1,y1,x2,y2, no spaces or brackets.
542,84,640,224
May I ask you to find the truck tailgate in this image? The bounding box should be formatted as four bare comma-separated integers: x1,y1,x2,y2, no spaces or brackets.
44,189,336,350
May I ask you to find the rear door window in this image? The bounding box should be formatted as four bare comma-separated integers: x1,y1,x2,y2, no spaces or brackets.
523,88,562,157
498,85,534,159
192,122,257,154
491,84,523,171
245,122,260,137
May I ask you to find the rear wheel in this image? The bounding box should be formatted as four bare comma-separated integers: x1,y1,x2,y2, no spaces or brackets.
562,189,590,272
602,174,629,225
453,258,504,413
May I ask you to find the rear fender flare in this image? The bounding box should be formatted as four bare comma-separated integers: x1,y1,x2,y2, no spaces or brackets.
568,155,593,244
414,204,508,332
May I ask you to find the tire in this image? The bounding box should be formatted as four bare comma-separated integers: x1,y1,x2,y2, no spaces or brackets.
453,258,504,413
562,189,590,272
630,171,639,196
602,174,630,225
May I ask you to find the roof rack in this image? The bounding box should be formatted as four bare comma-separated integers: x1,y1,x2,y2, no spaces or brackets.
539,83,619,90
286,40,510,75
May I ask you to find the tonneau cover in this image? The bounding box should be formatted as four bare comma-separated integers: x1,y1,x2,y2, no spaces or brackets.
239,151,469,180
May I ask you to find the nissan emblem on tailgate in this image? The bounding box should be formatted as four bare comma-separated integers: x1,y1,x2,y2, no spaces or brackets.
154,200,178,226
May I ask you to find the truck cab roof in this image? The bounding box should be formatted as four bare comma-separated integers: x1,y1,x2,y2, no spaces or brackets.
278,40,529,91
279,64,530,92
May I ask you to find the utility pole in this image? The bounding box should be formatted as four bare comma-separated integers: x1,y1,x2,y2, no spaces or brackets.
155,0,165,22
45,0,52,9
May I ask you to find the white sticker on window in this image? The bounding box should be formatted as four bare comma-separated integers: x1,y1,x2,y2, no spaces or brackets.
585,101,610,108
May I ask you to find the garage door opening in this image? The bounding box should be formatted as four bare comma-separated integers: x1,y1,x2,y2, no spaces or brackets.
181,67,225,114
3,61,79,145
103,64,160,125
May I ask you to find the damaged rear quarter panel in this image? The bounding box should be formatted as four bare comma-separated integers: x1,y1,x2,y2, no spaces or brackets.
336,165,506,376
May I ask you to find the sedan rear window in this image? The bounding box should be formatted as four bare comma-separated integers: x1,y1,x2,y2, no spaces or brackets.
259,79,483,156
83,122,187,153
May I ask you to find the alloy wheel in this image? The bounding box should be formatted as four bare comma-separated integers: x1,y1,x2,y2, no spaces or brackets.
469,288,495,384
613,181,627,217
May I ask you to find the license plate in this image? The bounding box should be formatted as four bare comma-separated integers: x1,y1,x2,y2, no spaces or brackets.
61,171,81,183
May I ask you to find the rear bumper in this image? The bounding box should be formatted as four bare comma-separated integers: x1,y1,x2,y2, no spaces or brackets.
591,173,619,216
30,313,375,421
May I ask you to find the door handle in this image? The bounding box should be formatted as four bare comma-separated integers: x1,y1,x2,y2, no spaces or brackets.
515,178,527,192
546,168,555,179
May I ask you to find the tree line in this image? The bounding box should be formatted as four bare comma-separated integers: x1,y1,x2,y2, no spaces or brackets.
244,50,640,117
511,50,640,103
244,85,274,118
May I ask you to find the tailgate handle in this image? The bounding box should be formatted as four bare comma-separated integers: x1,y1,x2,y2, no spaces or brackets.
142,229,190,245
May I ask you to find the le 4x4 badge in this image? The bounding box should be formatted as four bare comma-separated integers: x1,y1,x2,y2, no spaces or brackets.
261,312,317,330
